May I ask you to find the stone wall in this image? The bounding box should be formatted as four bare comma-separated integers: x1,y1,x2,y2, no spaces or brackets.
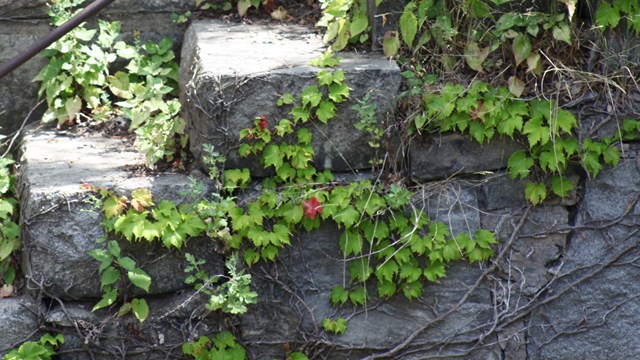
3,6,640,360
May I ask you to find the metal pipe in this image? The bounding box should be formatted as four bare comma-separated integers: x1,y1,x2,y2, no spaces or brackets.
0,0,117,80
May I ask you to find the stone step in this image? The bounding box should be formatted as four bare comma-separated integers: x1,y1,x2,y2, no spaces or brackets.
16,125,223,300
179,19,401,176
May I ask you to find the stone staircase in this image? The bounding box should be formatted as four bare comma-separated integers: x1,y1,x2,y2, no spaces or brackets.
5,18,640,360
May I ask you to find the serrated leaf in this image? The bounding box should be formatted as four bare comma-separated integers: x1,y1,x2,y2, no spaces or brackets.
333,206,360,228
301,86,322,107
130,188,153,211
507,150,534,179
523,117,550,147
377,280,397,298
399,261,422,282
131,298,149,322
554,108,577,134
525,181,547,205
262,144,283,170
551,175,575,198
127,268,151,292
375,260,399,282
349,287,368,305
595,1,620,30
512,34,532,66
330,285,349,305
401,281,423,300
464,41,489,72
400,4,418,47
316,100,336,123
328,83,350,103
340,230,363,256
424,261,446,282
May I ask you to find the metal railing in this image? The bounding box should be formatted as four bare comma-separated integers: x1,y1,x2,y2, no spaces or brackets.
0,0,116,80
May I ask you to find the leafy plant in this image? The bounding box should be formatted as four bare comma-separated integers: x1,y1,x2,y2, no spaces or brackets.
184,253,258,314
317,0,377,50
36,0,188,164
1,333,64,360
0,158,19,289
182,331,246,360
88,240,151,322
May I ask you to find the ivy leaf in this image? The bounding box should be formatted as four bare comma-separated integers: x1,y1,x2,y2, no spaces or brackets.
262,244,280,261
130,188,153,211
525,181,547,206
317,70,333,87
375,260,399,282
262,144,283,170
423,261,446,282
475,229,497,249
512,34,532,66
333,205,360,228
340,230,363,256
377,280,397,299
302,196,323,220
348,259,372,283
103,195,127,218
330,285,349,305
507,150,534,179
127,268,151,292
277,93,294,106
400,3,418,48
301,86,322,107
348,287,368,306
131,298,149,322
401,281,423,300
442,240,462,261
399,260,422,282
291,106,310,123
551,175,575,198
554,108,577,134
595,1,620,30
316,100,336,123
497,113,524,138
328,83,350,103
522,117,550,148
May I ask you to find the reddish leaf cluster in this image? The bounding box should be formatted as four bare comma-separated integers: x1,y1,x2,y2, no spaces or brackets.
258,116,268,131
302,196,323,220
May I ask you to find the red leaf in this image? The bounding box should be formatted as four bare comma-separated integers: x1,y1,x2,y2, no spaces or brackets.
258,116,268,131
302,196,323,220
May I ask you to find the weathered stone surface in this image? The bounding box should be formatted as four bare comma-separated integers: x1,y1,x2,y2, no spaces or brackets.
414,180,481,236
0,296,43,355
241,222,499,359
16,125,223,299
46,291,216,360
525,154,640,359
410,133,523,180
180,20,401,175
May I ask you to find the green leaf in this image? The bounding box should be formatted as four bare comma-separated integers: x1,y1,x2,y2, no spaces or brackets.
131,298,149,322
127,268,151,292
92,288,117,311
383,31,400,58
400,4,418,47
507,76,525,97
328,82,350,103
333,206,360,228
552,23,572,45
595,1,620,30
317,70,333,87
117,256,137,272
348,286,368,305
277,92,294,106
340,230,363,256
316,100,336,123
262,144,283,170
377,280,397,298
507,150,534,179
523,117,550,147
525,181,547,205
301,86,322,107
464,41,489,72
330,285,349,305
512,34,532,66
554,108,577,134
424,261,446,282
399,260,422,282
401,280,423,300
350,13,369,37
100,266,119,288
375,260,399,282
551,175,575,198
